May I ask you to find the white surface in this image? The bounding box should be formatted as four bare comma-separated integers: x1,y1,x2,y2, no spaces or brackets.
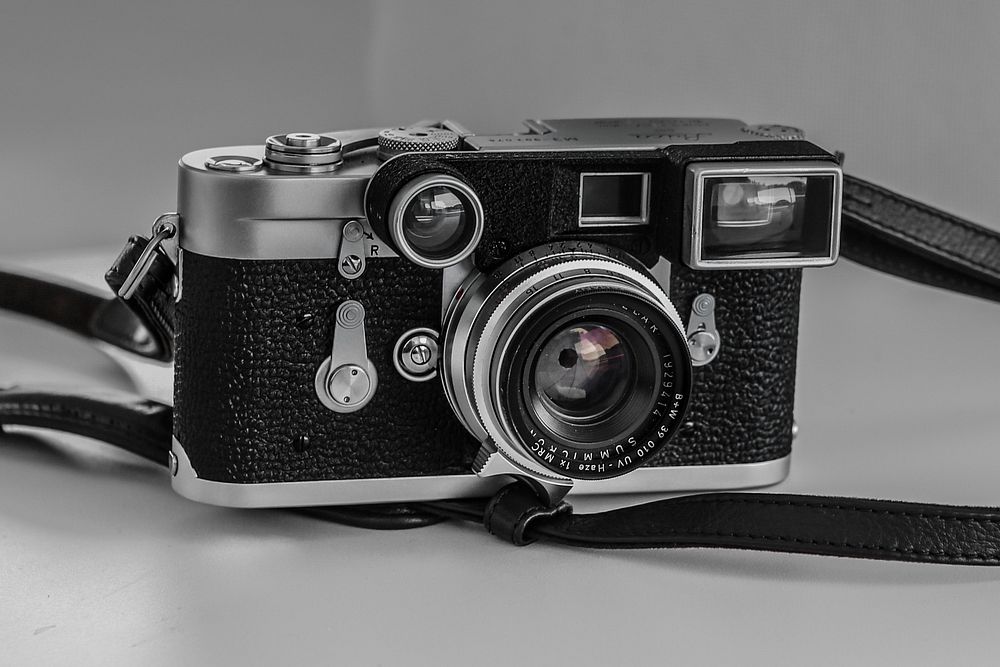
1,249,999,665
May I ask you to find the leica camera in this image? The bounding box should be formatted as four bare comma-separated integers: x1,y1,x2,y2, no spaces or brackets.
166,118,842,507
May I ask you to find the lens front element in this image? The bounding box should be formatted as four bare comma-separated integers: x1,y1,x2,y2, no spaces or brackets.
534,322,634,423
388,173,484,268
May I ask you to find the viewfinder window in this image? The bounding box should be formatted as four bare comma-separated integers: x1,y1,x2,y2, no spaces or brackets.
579,172,650,226
686,162,842,269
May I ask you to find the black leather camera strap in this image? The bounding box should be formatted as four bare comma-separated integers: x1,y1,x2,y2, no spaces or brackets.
0,236,176,362
840,175,1000,302
0,386,173,465
2,173,1000,564
466,483,1000,565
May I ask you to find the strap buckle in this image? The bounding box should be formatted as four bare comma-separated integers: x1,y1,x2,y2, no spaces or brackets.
117,214,179,300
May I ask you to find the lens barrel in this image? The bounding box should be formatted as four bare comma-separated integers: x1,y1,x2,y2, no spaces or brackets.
441,243,692,480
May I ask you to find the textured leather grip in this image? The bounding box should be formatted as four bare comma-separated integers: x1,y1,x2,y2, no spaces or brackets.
841,175,1000,302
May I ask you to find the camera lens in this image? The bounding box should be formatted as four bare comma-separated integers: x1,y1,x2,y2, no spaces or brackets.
534,323,632,422
441,243,692,480
388,174,484,268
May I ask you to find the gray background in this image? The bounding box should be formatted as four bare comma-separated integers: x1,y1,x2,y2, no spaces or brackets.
3,1,1000,665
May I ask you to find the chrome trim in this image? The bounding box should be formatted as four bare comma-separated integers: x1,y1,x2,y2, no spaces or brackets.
177,144,382,260
684,161,843,270
170,438,791,508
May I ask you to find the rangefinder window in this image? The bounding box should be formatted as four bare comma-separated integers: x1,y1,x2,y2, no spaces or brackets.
686,162,842,269
578,172,650,226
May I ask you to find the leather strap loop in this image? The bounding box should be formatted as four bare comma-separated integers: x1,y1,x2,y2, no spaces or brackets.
840,175,1000,302
103,235,177,361
483,482,572,546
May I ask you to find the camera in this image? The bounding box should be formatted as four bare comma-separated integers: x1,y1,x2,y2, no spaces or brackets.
168,118,842,507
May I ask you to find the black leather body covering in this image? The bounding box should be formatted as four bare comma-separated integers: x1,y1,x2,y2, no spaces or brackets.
174,251,800,483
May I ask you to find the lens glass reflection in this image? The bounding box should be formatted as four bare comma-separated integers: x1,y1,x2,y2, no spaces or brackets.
701,173,836,260
533,322,635,424
402,186,468,257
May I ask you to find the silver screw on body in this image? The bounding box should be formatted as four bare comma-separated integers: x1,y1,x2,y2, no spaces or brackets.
409,344,433,367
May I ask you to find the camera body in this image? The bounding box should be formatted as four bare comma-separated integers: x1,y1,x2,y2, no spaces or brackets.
169,118,842,507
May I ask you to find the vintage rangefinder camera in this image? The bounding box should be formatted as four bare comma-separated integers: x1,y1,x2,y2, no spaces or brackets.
168,118,842,507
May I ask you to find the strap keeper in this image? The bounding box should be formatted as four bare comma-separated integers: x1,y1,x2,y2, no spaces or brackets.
116,214,178,300
103,225,179,362
484,482,572,546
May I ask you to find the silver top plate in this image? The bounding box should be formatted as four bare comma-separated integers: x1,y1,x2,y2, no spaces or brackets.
463,118,764,151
